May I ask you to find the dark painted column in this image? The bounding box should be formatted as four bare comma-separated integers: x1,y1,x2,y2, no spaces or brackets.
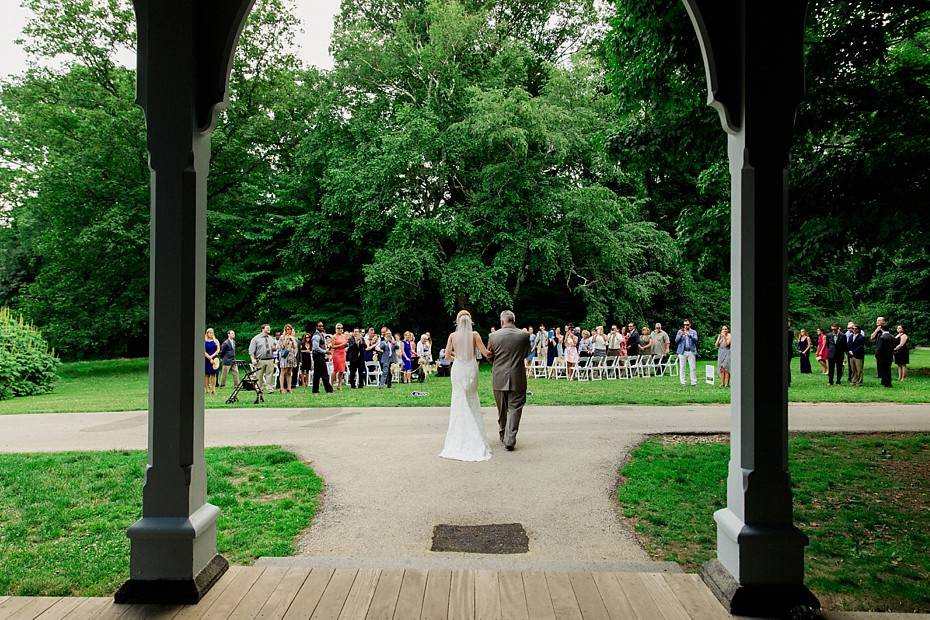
116,0,255,604
682,1,820,616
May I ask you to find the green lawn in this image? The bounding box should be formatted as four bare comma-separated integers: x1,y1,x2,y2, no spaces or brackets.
618,433,930,613
1,350,929,414
0,447,322,597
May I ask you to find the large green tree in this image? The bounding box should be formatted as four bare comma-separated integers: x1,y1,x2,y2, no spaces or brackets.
312,0,678,331
0,0,315,357
602,0,930,341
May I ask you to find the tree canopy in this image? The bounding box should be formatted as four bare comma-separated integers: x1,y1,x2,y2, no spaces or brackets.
0,0,927,359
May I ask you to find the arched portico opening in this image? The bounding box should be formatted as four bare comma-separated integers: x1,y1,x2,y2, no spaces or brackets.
116,1,817,616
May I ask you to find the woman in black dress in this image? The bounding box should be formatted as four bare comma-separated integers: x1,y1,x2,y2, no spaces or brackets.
299,333,314,388
797,328,813,374
894,325,910,382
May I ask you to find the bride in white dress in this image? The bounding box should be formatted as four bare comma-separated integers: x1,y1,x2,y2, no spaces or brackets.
440,310,493,462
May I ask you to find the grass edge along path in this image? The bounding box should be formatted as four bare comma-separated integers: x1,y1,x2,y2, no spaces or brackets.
1,349,929,414
617,433,930,613
0,446,323,597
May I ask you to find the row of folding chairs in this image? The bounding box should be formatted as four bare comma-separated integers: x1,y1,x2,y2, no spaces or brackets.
529,354,679,381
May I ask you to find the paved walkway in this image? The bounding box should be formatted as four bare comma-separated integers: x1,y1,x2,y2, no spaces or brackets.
1,404,928,565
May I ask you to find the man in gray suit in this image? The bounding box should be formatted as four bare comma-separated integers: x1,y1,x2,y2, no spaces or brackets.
487,310,531,451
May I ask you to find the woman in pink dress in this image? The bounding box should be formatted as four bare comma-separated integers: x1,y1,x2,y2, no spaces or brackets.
815,327,828,374
330,323,348,391
564,329,579,379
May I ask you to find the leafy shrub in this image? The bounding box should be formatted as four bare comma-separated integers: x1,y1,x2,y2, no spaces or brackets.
0,307,60,399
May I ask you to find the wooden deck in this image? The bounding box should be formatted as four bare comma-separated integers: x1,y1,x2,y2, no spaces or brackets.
0,566,731,619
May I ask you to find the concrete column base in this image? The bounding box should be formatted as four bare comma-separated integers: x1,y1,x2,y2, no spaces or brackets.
702,559,820,618
116,503,224,604
115,554,228,604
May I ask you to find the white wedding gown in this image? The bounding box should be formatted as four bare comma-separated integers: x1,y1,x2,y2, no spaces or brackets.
439,319,491,462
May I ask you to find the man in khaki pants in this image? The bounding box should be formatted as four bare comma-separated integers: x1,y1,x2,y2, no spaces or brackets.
847,324,865,385
248,324,276,394
487,310,531,451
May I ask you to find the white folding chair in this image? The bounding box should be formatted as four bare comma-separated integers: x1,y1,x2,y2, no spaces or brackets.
365,361,381,386
531,358,548,378
574,357,592,381
548,358,568,379
616,356,631,379
589,356,605,380
666,354,679,377
642,354,659,377
602,355,618,379
653,354,668,377
626,355,642,378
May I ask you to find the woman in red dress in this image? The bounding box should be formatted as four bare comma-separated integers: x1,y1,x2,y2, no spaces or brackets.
330,323,348,391
814,327,828,374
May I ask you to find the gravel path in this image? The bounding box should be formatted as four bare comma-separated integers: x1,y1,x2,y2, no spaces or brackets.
1,403,928,564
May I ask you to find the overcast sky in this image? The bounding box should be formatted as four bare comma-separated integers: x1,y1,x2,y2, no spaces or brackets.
0,2,341,78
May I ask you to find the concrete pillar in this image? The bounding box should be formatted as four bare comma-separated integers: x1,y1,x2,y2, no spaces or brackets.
683,1,821,616
116,0,255,604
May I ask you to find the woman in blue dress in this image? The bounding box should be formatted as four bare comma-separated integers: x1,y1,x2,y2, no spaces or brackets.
526,327,537,370
204,328,220,395
402,332,414,384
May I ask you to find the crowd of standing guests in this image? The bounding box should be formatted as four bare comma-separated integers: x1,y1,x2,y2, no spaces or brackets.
202,322,435,395
517,320,724,387
793,316,909,388
201,315,914,396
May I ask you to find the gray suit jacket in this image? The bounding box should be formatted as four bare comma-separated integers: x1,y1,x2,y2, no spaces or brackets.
488,325,531,392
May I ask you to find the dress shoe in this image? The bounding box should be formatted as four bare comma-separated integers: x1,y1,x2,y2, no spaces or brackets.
505,444,515,452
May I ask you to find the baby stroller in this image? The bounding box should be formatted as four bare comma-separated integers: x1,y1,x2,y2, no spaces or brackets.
225,361,264,405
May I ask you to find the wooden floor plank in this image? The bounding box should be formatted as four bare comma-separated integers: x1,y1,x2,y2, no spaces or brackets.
543,573,582,620
662,574,729,620
447,570,474,620
310,569,358,620
57,598,101,620
568,573,609,620
338,569,380,620
0,597,36,620
257,568,311,620
35,598,89,620
392,570,427,620
420,569,452,620
172,566,245,620
473,571,500,620
637,573,690,620
61,598,116,620
521,573,555,620
202,567,265,620
498,572,527,620
230,567,289,620
590,572,636,620
283,568,335,620
614,574,664,619
364,570,403,620
117,603,183,620
1,597,60,620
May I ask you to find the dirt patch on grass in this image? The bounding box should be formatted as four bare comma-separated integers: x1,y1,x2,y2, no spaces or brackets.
255,492,292,502
657,433,729,445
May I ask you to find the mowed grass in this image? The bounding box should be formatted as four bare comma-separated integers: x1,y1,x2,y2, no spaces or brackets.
1,350,929,414
618,433,930,613
0,447,322,597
